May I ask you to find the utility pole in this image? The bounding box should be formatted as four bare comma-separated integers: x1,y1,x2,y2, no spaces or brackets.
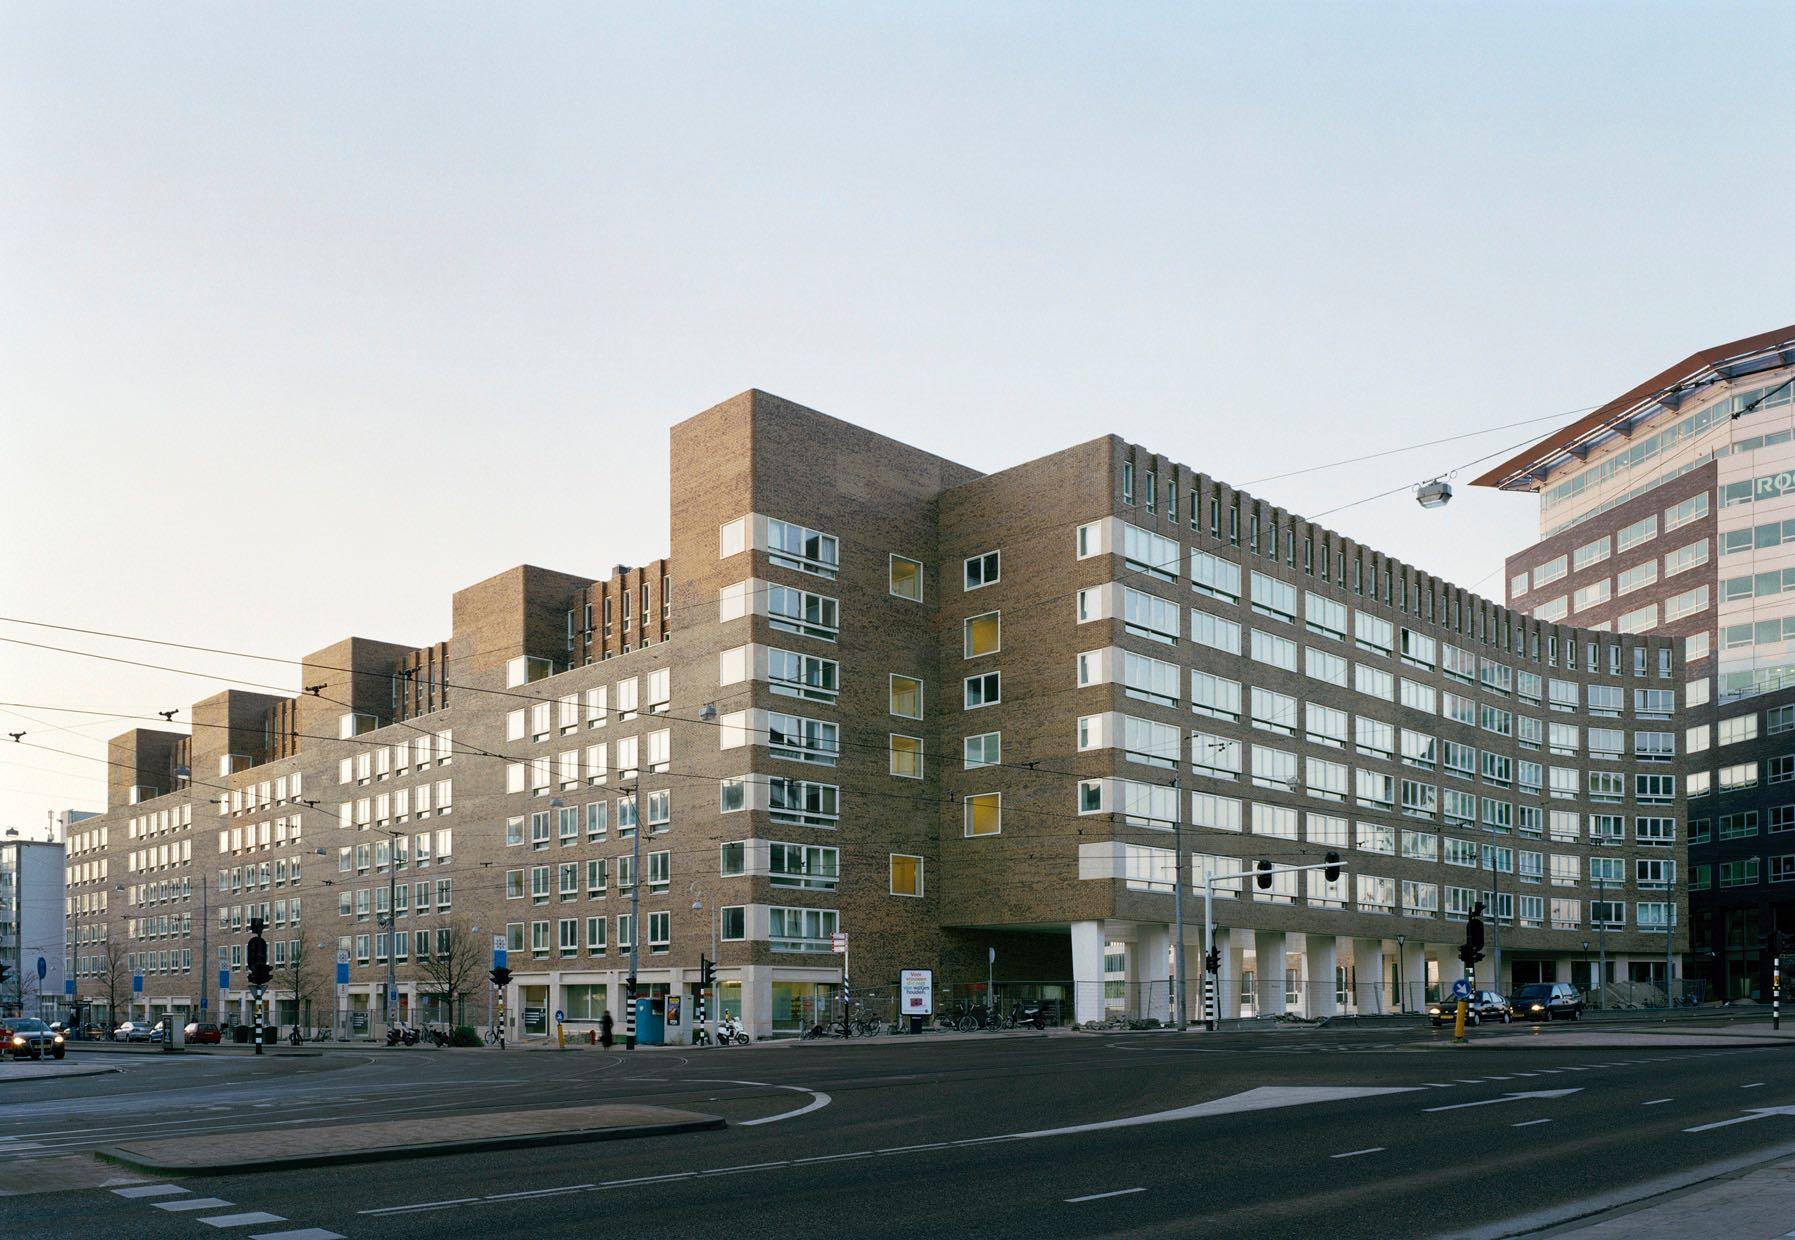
373,830,401,1031
1596,876,1608,1010
1170,773,1187,1030
625,783,641,1050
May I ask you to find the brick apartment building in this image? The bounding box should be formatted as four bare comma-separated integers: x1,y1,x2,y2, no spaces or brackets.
64,391,1688,1039
1482,325,1795,1000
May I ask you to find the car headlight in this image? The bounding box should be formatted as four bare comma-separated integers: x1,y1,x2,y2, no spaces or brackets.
53,1035,64,1043
10,1036,22,1046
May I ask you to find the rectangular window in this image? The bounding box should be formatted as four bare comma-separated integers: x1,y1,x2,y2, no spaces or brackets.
1250,572,1296,622
964,551,1000,591
1190,609,1242,655
964,792,1001,837
1190,550,1242,602
964,611,1001,658
889,554,923,600
889,674,924,719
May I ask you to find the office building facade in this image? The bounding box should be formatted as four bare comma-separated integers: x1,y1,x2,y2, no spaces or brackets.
1482,325,1795,999
63,391,1687,1037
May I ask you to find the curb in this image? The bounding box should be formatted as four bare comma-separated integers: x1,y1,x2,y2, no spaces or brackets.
97,1114,727,1175
0,1065,121,1084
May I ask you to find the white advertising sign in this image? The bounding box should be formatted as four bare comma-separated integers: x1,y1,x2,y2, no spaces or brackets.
900,968,933,1015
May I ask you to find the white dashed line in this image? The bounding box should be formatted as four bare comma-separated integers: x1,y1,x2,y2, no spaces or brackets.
1330,1147,1386,1159
113,1184,186,1199
1643,1099,1673,1106
1743,1082,1767,1089
1512,1119,1553,1128
200,1213,287,1229
249,1230,345,1240
1066,1187,1146,1203
155,1198,234,1212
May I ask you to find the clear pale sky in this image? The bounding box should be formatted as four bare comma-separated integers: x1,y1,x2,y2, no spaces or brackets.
3,3,1791,834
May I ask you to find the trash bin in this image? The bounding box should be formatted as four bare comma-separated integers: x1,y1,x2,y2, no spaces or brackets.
233,1024,251,1044
909,1014,924,1034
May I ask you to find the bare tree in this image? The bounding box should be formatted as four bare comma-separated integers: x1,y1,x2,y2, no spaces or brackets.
413,917,484,1028
282,938,327,1033
91,929,130,1031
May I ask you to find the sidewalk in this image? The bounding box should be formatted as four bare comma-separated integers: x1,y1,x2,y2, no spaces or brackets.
100,1103,724,1174
1548,1152,1795,1237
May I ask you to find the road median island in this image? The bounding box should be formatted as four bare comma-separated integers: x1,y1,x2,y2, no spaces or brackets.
98,1103,725,1174
0,1062,121,1084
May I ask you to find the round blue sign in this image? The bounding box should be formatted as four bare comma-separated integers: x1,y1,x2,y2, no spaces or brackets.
554,1008,566,1023
1450,977,1473,1000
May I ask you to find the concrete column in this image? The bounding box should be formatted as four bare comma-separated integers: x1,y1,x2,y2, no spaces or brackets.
1253,930,1287,1016
1216,929,1245,1019
1136,924,1171,1022
1353,938,1387,1014
1399,941,1427,1014
1071,920,1107,1025
1306,935,1339,1019
740,965,772,1039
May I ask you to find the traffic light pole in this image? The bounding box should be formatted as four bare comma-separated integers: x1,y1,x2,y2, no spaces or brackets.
1203,859,1346,1031
625,783,641,1051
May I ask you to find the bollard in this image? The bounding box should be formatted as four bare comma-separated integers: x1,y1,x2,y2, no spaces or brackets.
557,1022,565,1049
1453,999,1468,1044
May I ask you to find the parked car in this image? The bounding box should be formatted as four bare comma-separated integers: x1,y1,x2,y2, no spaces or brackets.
1514,982,1585,1022
4,1018,68,1060
183,1022,222,1045
113,1021,159,1042
1427,991,1514,1027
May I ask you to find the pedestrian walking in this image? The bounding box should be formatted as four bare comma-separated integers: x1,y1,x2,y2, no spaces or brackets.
600,1009,615,1048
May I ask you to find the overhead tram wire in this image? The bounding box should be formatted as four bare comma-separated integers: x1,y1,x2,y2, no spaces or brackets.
0,401,1628,676
1241,406,1599,486
11,734,1338,874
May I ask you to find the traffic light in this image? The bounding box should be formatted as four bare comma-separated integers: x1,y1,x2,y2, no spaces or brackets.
699,955,716,988
246,926,272,988
0,962,9,988
489,965,512,989
1324,851,1341,882
1204,947,1221,974
1255,859,1274,890
1458,901,1486,970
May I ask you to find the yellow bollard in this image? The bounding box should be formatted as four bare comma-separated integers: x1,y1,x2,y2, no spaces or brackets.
1453,999,1468,1043
558,1022,565,1049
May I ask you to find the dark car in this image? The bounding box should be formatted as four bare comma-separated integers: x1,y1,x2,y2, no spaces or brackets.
4,1018,68,1060
1427,990,1514,1027
1514,982,1585,1022
183,1022,222,1045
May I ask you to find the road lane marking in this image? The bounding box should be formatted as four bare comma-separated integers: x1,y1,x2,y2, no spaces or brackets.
1512,1119,1553,1128
1424,1089,1582,1113
1330,1147,1385,1159
1510,1072,1540,1077
685,1078,833,1127
114,1184,186,1198
700,1162,786,1177
200,1213,286,1228
1743,1082,1767,1089
248,1231,344,1240
1644,1099,1673,1106
156,1198,235,1212
1066,1187,1145,1203
1685,1105,1795,1133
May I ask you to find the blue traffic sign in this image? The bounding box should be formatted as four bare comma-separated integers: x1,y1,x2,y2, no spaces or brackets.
64,979,75,996
554,1008,566,1024
337,962,349,985
219,969,230,992
1450,977,1473,1000
36,956,47,981
132,974,144,994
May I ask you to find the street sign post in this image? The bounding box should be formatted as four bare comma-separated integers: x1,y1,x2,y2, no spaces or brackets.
1450,977,1473,1001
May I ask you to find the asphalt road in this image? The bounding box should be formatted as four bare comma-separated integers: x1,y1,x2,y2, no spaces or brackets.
3,1022,1793,1239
